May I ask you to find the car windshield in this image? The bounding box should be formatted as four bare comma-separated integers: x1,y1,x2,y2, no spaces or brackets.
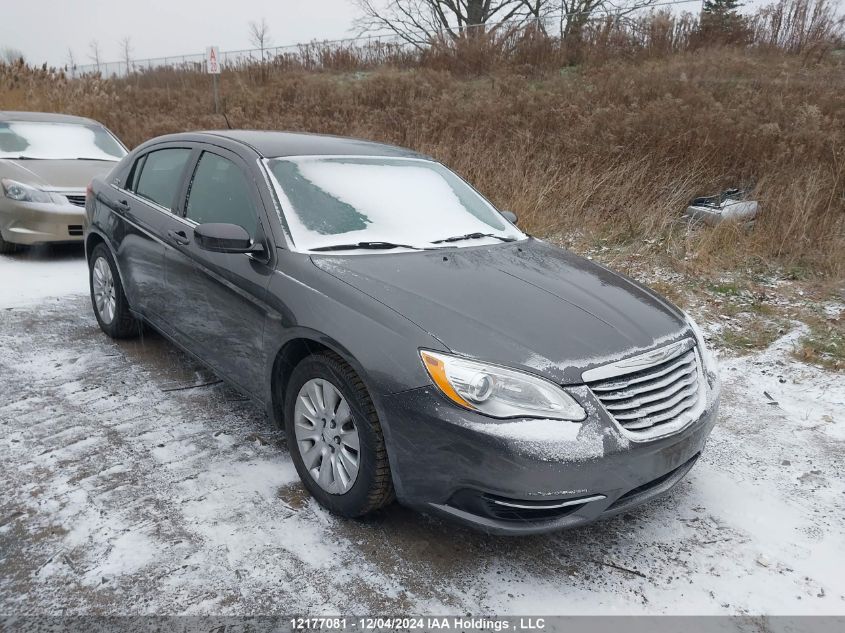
0,121,126,160
265,156,524,252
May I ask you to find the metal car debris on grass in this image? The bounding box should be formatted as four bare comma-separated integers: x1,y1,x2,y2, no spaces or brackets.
684,188,759,225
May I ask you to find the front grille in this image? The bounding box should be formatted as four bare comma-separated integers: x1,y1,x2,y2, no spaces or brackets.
68,225,84,236
586,342,702,434
65,195,86,207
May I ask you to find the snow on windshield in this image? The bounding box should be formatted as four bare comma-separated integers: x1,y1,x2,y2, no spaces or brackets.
265,157,523,251
0,121,126,160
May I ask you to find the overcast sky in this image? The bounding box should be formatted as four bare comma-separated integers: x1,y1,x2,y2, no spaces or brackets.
1,0,362,67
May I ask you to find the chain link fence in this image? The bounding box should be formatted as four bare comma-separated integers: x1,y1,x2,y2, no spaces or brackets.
64,7,635,78
69,33,415,78
67,0,828,79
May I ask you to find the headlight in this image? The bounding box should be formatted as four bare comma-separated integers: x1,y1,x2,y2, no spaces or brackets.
420,350,586,421
684,312,718,380
1,179,53,203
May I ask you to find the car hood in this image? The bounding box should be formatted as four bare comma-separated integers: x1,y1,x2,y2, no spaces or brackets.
309,239,691,385
0,158,117,189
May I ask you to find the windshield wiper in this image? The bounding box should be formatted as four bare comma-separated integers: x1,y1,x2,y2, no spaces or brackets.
431,232,516,244
74,157,116,162
310,241,423,252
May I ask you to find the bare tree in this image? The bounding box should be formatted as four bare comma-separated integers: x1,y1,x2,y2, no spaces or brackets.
353,0,549,46
66,48,77,77
120,36,134,74
1,47,25,64
248,18,272,61
352,0,661,46
555,0,661,42
88,39,102,71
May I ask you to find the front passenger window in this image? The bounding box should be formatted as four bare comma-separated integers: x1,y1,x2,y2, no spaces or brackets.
185,152,259,238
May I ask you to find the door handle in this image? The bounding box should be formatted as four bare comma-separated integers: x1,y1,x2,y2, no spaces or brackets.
115,199,130,212
167,229,190,246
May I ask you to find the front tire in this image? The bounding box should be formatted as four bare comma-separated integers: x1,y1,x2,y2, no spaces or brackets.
284,351,394,517
89,243,140,339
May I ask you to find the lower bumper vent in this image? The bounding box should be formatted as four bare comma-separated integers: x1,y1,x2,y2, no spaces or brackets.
605,453,700,513
68,225,84,236
449,489,606,523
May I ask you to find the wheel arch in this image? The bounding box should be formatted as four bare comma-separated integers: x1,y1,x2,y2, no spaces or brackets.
269,332,376,428
84,230,107,263
85,229,133,307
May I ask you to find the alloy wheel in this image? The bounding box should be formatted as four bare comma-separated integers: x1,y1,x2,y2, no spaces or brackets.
92,257,117,325
293,378,361,494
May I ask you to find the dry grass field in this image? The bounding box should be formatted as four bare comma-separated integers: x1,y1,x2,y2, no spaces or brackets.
3,48,843,277
1,6,843,363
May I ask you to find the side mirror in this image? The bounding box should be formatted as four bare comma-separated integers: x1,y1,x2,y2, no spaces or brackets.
501,210,518,225
194,223,262,254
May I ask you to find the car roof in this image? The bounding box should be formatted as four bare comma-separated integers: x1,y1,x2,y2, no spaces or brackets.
196,130,429,160
0,110,102,126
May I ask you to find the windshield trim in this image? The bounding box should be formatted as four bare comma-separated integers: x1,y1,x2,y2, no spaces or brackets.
262,155,525,254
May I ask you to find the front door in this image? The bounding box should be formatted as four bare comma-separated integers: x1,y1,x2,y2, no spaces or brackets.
161,148,274,399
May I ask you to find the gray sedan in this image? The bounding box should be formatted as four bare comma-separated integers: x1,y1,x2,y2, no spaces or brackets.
85,130,720,535
0,111,126,254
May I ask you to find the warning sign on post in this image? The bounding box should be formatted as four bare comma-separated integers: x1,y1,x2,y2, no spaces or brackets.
206,46,220,74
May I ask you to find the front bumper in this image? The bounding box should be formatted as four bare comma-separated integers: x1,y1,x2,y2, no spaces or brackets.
0,199,86,245
379,384,719,535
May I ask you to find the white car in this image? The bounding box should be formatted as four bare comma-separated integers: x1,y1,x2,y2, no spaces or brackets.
0,111,127,254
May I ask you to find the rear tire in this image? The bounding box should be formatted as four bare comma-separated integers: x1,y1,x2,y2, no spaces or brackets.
284,351,394,517
89,243,140,339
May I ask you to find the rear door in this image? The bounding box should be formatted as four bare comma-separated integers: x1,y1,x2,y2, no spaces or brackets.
161,146,275,398
110,145,193,320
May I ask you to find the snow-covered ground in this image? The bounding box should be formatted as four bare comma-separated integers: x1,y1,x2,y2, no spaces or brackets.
0,254,843,615
0,248,88,309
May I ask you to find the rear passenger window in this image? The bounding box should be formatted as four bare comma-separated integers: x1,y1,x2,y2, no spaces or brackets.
185,152,259,238
127,154,147,191
132,148,191,210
